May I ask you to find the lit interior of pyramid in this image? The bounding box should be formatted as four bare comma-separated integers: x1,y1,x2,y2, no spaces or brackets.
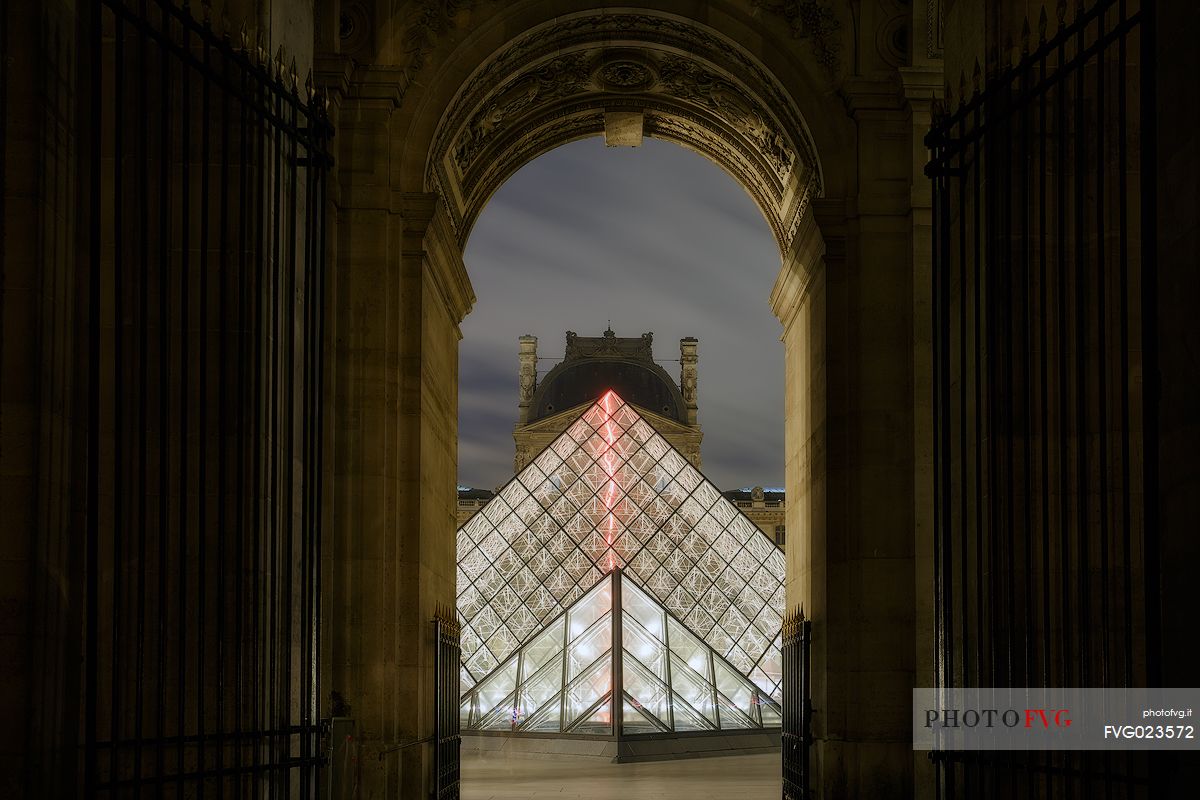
456,389,785,734
459,572,783,734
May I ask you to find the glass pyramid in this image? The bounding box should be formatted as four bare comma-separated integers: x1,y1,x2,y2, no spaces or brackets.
456,389,785,710
459,571,782,734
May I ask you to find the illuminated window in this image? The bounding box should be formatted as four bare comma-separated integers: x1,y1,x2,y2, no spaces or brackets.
456,390,785,725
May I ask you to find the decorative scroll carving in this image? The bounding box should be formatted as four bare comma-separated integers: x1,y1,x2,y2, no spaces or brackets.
751,0,841,70
656,56,795,181
454,53,592,172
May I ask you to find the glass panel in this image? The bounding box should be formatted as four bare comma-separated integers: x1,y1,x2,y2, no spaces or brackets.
565,656,612,725
670,692,716,731
474,657,518,719
566,614,612,681
519,694,563,732
622,651,671,724
623,620,667,680
760,702,782,727
570,695,613,735
716,695,757,729
714,660,758,722
623,696,669,734
519,658,563,711
670,653,718,724
475,688,519,731
621,578,665,641
567,576,612,638
460,695,473,727
668,616,711,679
520,618,564,679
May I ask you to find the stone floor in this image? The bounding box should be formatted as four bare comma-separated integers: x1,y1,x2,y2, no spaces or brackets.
460,752,781,799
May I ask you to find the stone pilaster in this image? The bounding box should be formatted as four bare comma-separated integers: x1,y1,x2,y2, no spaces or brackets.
517,335,537,424
324,55,474,795
679,337,699,427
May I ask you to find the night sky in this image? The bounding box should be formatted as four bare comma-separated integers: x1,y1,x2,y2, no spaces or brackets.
458,137,785,493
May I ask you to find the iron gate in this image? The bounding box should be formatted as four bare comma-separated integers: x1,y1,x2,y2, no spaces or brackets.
85,0,332,796
781,608,811,800
434,607,463,800
926,0,1155,796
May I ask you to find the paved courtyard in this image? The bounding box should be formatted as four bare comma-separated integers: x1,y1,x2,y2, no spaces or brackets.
460,752,781,800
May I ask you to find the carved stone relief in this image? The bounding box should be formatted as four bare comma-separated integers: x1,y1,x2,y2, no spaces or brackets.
656,56,795,180
429,12,823,192
426,10,827,254
451,49,795,185
750,0,841,71
454,53,592,171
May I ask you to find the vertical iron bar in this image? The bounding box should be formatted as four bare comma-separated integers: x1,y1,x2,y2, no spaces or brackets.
252,56,266,800
113,9,127,792
282,78,298,800
1139,0,1160,691
156,2,173,783
234,56,250,800
86,0,104,795
1096,0,1111,698
1037,36,1054,800
1055,22,1072,696
217,26,232,799
134,2,151,793
178,4,192,789
1020,36,1035,692
267,66,284,800
959,105,970,701
1116,0,1133,691
197,12,213,796
1073,4,1090,694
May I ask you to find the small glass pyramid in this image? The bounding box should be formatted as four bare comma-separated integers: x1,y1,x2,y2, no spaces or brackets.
460,571,782,734
457,389,786,720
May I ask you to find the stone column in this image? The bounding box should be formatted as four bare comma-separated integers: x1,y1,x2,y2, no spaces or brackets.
680,337,699,426
517,334,537,424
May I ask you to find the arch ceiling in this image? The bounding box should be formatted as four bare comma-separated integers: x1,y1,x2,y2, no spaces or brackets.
425,10,825,253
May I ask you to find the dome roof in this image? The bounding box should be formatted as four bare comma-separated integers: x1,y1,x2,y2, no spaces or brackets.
528,329,688,423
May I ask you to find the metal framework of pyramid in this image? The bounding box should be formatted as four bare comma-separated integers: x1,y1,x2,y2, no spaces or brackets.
456,389,785,734
460,570,782,735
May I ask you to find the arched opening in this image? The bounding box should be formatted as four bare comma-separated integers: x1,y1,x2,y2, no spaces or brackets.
454,136,786,792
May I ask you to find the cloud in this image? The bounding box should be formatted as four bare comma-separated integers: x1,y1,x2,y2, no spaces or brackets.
458,137,785,491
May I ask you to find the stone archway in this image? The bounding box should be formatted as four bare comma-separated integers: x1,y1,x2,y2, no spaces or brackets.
318,2,941,797
421,10,823,254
